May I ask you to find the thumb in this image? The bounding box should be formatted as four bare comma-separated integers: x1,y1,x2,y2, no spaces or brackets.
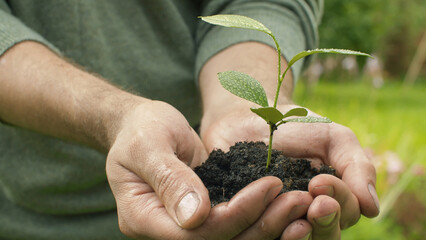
140,137,211,229
156,157,211,228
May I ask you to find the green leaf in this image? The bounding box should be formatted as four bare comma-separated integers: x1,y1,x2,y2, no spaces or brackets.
279,48,372,83
282,107,308,119
200,14,272,35
284,116,332,124
287,48,372,70
218,71,268,107
250,107,284,124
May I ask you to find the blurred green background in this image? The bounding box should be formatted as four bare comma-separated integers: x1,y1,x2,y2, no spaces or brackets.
294,0,425,239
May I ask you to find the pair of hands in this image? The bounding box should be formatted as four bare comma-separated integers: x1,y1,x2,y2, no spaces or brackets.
0,41,379,239
106,100,380,240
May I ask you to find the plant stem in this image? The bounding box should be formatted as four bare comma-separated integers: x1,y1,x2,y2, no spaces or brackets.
270,34,293,109
266,124,274,171
266,34,281,170
269,34,281,109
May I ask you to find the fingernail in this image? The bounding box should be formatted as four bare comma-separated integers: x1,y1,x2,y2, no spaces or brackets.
313,185,334,197
315,211,337,226
297,232,312,240
368,183,380,212
264,184,283,205
176,192,200,226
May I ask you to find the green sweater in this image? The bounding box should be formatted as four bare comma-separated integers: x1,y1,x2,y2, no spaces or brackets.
0,0,321,239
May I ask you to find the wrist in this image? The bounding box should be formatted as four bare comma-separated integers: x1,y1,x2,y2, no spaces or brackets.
89,91,148,151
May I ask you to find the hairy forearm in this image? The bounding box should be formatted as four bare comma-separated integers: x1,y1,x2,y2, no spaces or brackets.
0,41,145,151
199,42,293,129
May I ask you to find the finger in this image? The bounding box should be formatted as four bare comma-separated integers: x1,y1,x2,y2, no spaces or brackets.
281,219,312,240
307,195,341,240
110,174,283,239
309,174,360,229
234,191,313,240
327,124,380,217
202,176,284,239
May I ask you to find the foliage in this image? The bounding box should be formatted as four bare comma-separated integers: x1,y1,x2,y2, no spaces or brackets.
342,216,405,240
319,0,426,76
319,0,425,53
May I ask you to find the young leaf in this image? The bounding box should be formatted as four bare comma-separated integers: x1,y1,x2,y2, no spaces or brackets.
218,71,269,107
284,116,332,124
200,14,272,35
250,107,284,124
287,49,372,71
251,107,309,125
282,107,308,119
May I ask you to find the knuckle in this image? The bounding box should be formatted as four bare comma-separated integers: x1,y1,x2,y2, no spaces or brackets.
283,190,311,205
365,162,377,175
154,166,188,201
258,221,279,239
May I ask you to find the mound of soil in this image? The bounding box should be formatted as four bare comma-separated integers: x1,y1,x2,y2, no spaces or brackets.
194,141,335,206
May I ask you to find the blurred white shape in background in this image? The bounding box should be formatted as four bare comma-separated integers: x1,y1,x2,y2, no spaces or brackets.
364,54,384,88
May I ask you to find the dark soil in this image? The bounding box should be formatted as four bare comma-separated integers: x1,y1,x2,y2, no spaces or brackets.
194,141,336,206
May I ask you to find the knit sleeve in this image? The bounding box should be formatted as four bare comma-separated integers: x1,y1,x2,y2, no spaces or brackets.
0,2,59,56
195,0,323,82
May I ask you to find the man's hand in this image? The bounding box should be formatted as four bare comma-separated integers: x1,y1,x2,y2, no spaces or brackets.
106,100,210,231
201,104,380,239
199,42,380,239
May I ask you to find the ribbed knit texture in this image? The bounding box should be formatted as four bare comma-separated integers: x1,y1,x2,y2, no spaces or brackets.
0,0,321,239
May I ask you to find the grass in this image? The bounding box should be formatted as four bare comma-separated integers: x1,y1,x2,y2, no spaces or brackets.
293,79,426,239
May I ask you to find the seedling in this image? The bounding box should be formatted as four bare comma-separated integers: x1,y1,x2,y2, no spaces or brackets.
200,15,371,170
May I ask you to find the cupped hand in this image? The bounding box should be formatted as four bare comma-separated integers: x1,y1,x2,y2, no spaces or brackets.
106,100,314,239
201,103,380,239
106,100,209,234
